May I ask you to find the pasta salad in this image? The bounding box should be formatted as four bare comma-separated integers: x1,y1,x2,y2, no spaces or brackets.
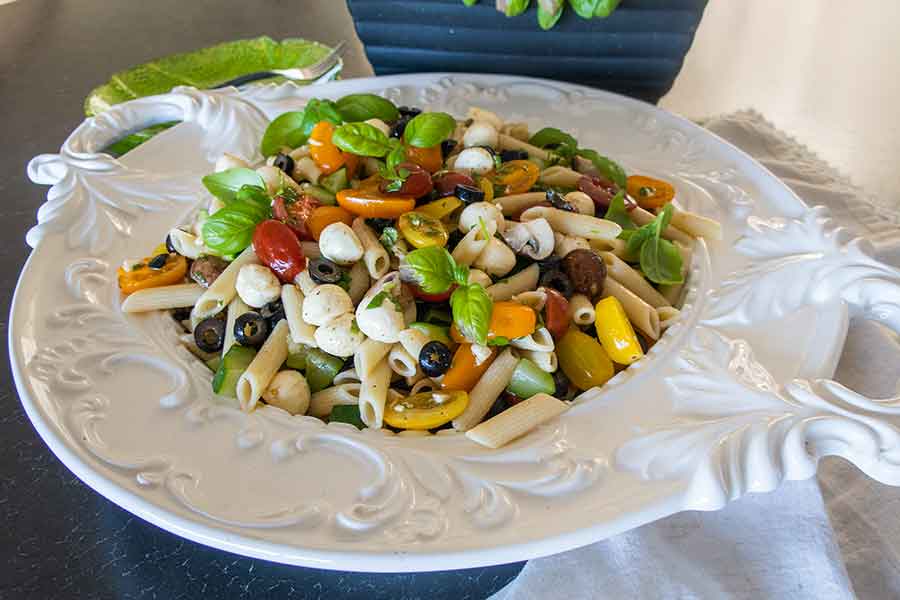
118,94,721,448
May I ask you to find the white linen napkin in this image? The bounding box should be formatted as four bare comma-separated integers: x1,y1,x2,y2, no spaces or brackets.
492,110,900,600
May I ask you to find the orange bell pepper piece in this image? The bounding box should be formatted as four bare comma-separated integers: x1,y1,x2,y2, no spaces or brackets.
488,301,536,340
442,344,496,392
306,206,355,241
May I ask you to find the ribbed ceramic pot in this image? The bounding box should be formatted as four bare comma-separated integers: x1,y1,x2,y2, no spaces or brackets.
347,0,708,104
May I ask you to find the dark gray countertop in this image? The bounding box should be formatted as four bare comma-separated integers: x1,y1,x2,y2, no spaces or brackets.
0,1,523,597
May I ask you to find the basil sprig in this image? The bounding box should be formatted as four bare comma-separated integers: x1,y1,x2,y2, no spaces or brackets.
504,0,530,16
202,168,266,203
379,140,410,191
617,204,683,285
259,98,342,156
403,112,456,148
602,191,636,232
528,126,627,188
331,122,393,157
400,246,493,345
201,184,271,256
537,0,564,29
335,93,400,123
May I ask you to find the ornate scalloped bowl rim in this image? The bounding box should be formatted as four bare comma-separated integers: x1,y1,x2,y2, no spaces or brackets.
12,73,881,572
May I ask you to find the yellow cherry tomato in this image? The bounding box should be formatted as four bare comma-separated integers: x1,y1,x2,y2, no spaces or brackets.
626,175,675,209
594,296,644,365
117,254,187,295
398,211,449,249
491,159,539,195
417,196,462,220
556,328,614,391
477,176,494,203
383,390,470,430
308,121,347,175
443,344,495,391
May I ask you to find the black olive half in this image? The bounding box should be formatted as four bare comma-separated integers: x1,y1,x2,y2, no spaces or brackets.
418,341,452,378
308,257,343,285
233,313,269,347
194,317,226,353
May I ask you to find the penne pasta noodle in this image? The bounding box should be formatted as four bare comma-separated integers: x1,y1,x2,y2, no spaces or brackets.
498,133,549,160
486,264,540,301
451,227,489,266
658,306,681,329
179,333,219,363
467,107,504,129
354,338,392,380
121,283,204,313
222,295,250,356
236,320,290,412
466,393,569,449
309,383,361,418
281,284,317,347
495,192,546,217
512,289,547,311
520,349,557,373
294,267,317,296
453,348,518,431
352,217,390,279
300,241,321,260
398,328,431,363
539,165,582,188
568,294,596,326
602,278,660,340
589,237,628,258
553,232,590,258
668,205,722,240
659,241,693,306
520,206,621,241
192,245,259,321
511,327,555,352
359,358,391,428
346,260,371,305
410,378,440,395
630,206,693,246
600,252,671,308
333,368,361,385
388,343,418,378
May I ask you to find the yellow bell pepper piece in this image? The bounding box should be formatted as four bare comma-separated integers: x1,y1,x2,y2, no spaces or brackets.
594,296,644,365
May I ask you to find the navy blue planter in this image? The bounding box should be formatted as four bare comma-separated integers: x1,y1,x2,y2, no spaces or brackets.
347,0,707,104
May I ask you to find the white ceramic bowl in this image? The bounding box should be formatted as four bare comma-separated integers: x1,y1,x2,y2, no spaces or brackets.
13,74,900,572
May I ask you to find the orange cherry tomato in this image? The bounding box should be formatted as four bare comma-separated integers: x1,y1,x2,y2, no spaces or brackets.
306,206,355,241
488,301,536,341
544,289,570,340
336,189,416,218
118,254,187,295
405,144,443,173
356,174,384,192
442,344,496,392
308,121,346,175
626,175,675,209
492,160,539,195
343,152,361,180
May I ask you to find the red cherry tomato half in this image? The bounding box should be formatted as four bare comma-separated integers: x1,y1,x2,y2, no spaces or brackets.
433,171,476,198
544,288,570,340
272,194,320,240
252,219,306,283
577,175,622,212
408,282,456,303
381,163,434,198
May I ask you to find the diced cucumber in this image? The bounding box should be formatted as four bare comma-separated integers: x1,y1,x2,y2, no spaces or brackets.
301,183,336,206
205,356,221,372
212,345,257,397
285,344,311,370
506,358,555,399
421,307,452,326
329,404,365,429
409,322,452,346
319,167,349,195
305,348,344,393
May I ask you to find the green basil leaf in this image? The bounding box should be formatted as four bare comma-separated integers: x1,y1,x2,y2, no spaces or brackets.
329,404,365,429
603,191,636,231
335,93,400,123
403,112,456,148
260,111,306,157
450,284,492,346
568,0,600,19
452,262,470,286
505,0,530,16
202,168,266,203
640,236,684,285
656,202,674,232
528,127,577,150
576,148,627,189
234,184,271,209
367,290,389,309
297,98,342,145
537,0,564,29
400,246,457,294
593,0,620,17
332,122,393,157
463,0,478,5
202,205,265,255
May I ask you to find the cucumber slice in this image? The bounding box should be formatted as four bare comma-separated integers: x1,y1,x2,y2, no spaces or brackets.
300,183,336,206
285,345,311,370
421,307,453,326
212,345,257,397
329,404,365,429
305,348,344,393
205,356,221,372
319,167,348,195
506,358,555,399
408,322,452,346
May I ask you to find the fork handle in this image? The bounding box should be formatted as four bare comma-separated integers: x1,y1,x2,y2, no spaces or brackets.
212,71,279,89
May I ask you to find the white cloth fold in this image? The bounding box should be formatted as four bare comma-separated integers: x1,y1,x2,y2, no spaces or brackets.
493,109,900,600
